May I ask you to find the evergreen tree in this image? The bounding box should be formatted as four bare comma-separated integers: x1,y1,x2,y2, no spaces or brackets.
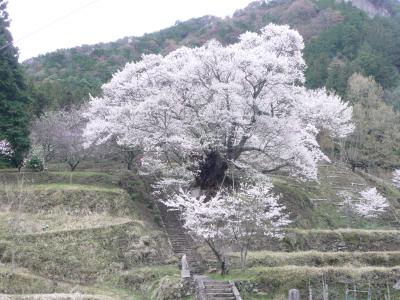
0,0,31,167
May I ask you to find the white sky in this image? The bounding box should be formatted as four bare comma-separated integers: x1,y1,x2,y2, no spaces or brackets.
8,0,255,61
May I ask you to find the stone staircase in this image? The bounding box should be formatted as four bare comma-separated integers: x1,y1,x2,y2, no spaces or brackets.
157,202,204,274
158,202,242,299
195,276,242,300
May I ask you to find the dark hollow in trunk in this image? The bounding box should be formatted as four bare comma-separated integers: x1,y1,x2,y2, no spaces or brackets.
195,151,231,191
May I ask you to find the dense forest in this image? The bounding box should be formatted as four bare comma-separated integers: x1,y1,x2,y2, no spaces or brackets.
22,0,400,112
3,0,400,170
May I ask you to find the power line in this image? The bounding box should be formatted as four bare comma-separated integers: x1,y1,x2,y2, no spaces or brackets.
0,0,104,51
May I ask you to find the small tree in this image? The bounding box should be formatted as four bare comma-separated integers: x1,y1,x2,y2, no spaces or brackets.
338,187,389,218
24,145,45,172
356,187,389,217
55,108,86,171
31,108,87,171
392,169,400,189
30,111,59,162
0,139,13,157
164,179,290,273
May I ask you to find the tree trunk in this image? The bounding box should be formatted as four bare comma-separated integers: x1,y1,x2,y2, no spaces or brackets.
11,247,16,272
127,159,133,171
125,150,136,171
240,247,249,270
69,161,80,172
205,239,228,275
195,151,230,191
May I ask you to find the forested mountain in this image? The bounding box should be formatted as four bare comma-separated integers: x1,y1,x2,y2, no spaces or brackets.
23,0,400,112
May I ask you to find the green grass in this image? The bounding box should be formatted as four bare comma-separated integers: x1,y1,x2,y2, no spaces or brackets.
0,167,175,298
1,222,169,283
228,250,400,268
0,170,119,187
270,164,399,230
0,185,135,216
50,171,115,177
0,265,144,299
0,266,65,293
209,266,400,299
247,228,400,252
3,163,400,298
0,211,136,236
31,183,122,193
269,164,400,230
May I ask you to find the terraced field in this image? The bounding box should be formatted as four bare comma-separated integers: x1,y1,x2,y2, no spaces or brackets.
1,163,400,299
0,169,178,299
202,164,400,299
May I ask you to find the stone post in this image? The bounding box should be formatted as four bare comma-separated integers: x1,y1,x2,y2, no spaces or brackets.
289,289,300,300
181,254,191,278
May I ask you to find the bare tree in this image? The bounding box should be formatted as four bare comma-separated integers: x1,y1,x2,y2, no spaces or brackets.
31,107,88,171
55,107,87,171
30,111,59,163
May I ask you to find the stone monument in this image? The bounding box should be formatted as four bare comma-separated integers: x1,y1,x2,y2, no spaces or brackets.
289,289,300,300
181,254,191,278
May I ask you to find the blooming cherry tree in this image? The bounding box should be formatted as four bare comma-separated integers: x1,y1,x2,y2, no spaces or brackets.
84,24,353,190
356,187,389,218
84,24,353,271
338,187,389,218
164,179,290,272
392,169,400,189
0,139,13,157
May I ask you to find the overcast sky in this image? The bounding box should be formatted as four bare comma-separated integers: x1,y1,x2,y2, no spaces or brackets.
8,0,255,61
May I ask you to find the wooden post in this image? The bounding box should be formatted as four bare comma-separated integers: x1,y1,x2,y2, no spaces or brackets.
387,282,391,300
322,281,329,300
353,284,357,300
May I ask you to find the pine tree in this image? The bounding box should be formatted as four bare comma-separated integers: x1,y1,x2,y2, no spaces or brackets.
0,0,31,168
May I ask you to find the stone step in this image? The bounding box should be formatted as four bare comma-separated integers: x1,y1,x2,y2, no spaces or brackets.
157,201,205,275
205,288,232,293
205,284,232,288
170,240,192,244
206,292,235,297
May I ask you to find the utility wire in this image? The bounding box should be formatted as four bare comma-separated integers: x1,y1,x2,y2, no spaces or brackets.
0,0,104,51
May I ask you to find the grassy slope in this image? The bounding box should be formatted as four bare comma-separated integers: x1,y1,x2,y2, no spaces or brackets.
0,169,178,299
272,163,400,229
202,163,400,299
2,163,400,299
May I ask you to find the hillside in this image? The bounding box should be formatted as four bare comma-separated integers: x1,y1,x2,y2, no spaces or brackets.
0,167,182,299
23,0,400,111
3,1,400,299
1,163,400,299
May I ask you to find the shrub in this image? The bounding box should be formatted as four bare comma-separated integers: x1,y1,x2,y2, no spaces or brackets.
24,146,45,172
